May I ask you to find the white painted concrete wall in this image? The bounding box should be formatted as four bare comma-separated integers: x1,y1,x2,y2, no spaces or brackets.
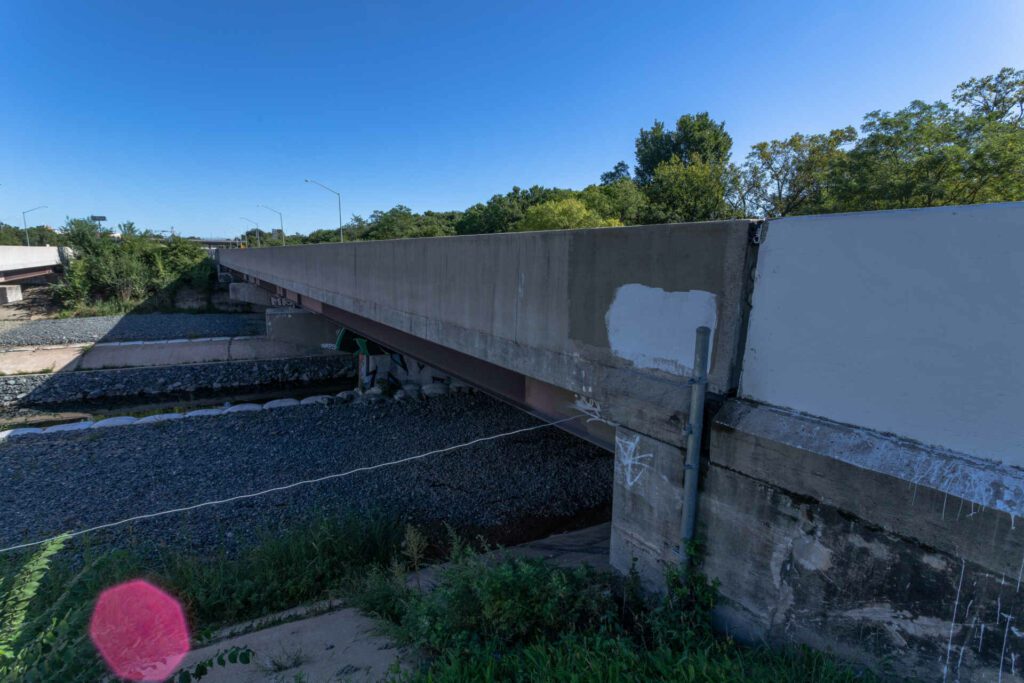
741,202,1024,465
0,246,61,272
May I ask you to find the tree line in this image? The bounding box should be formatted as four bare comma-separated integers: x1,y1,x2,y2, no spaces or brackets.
5,68,1021,251
289,67,1021,242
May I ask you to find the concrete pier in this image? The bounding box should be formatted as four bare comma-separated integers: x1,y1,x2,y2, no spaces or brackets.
0,285,22,304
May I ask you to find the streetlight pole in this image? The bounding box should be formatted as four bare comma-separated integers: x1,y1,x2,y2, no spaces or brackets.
304,179,343,242
259,205,285,245
240,217,260,248
21,206,47,247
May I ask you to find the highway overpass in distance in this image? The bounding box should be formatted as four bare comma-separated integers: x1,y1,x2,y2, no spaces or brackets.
0,246,66,283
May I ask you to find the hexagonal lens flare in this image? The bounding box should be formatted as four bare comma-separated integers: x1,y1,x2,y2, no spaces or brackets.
89,579,190,681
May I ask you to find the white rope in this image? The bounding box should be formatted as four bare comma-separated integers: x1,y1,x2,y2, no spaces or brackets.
0,414,583,556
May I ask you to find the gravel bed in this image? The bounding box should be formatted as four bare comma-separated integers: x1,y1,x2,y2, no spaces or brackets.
0,354,354,409
0,393,612,560
0,313,265,346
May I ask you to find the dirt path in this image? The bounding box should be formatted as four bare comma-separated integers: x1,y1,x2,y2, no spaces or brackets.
0,284,61,321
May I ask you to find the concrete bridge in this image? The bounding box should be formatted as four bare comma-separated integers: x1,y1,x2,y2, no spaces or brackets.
219,202,1024,682
0,246,67,302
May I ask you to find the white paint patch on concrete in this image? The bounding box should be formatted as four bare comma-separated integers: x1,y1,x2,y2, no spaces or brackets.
742,202,1024,465
605,284,716,376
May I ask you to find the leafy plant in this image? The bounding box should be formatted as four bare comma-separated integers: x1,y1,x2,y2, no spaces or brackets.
0,534,70,679
51,219,215,314
355,535,872,682
174,645,253,682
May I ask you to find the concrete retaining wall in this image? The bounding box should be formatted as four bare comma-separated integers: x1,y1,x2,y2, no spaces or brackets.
703,399,1024,681
742,202,1024,465
0,355,355,408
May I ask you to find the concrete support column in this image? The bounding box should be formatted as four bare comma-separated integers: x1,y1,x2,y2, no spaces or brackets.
609,426,685,591
0,285,23,304
228,282,271,307
265,308,339,349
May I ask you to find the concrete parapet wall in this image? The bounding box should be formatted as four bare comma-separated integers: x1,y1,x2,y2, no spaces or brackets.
742,202,1024,465
220,221,757,445
703,398,1024,681
0,246,62,272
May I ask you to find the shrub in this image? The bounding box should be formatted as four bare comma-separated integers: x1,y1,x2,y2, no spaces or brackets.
399,555,620,655
361,539,872,682
51,219,215,314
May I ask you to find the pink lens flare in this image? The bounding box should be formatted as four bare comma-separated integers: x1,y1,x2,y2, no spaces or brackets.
89,579,191,681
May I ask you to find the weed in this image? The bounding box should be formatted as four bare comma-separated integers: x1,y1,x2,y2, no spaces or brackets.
260,645,310,673
355,537,874,683
0,513,404,681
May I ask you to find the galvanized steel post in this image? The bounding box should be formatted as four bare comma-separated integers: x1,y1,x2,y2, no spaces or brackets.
680,325,711,569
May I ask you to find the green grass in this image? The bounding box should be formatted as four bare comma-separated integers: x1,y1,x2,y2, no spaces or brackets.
351,538,877,683
0,514,404,681
1,517,875,682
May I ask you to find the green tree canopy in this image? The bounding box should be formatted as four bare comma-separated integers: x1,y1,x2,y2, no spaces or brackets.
579,180,648,226
346,205,460,241
455,186,572,235
600,161,632,185
743,127,857,217
643,156,730,223
513,198,621,232
634,113,732,184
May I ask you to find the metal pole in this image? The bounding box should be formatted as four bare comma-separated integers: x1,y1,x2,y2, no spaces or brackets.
304,179,343,243
21,206,47,247
259,205,285,245
680,325,711,571
342,192,350,242
241,217,260,248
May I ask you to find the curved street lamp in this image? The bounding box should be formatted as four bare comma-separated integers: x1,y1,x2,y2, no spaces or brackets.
240,217,260,248
21,205,47,246
304,179,343,242
258,205,285,245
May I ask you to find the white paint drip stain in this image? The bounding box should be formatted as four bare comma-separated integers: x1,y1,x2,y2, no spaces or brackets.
1001,616,1014,683
944,559,965,682
605,284,717,377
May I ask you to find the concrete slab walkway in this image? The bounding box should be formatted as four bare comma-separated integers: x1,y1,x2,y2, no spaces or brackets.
0,337,336,375
0,344,87,374
177,523,611,682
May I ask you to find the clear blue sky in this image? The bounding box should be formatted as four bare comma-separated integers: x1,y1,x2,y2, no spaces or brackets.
2,0,1022,238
